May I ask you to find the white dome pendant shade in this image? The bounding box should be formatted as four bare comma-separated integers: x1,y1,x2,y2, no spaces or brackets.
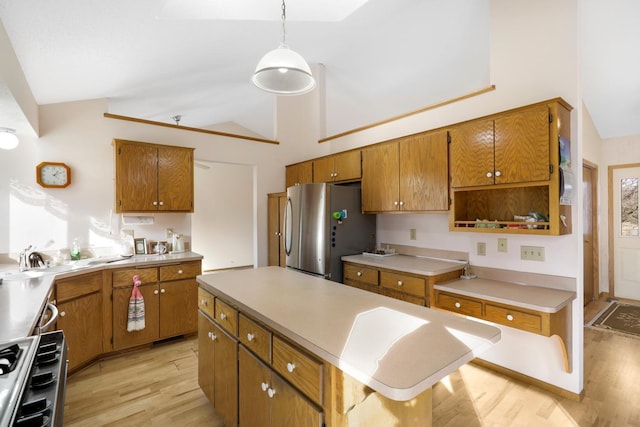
252,43,315,95
0,128,19,150
251,0,315,96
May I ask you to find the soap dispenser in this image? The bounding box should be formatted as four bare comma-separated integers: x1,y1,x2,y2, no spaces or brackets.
70,239,81,260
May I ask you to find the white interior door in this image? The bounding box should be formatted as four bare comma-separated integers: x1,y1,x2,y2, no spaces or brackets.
612,166,640,300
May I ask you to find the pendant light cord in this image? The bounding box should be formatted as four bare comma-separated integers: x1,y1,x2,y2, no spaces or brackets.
281,0,287,44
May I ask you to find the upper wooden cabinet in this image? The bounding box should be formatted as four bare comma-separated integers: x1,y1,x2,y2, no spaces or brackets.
449,98,573,235
312,150,361,183
285,160,313,189
449,105,550,188
362,129,449,213
115,139,194,213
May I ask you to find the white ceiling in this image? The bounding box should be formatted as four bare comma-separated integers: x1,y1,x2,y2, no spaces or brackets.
0,0,638,141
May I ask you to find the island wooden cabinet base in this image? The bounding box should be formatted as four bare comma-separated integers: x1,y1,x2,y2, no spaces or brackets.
325,365,432,427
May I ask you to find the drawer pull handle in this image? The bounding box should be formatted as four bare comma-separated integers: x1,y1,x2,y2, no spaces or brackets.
160,288,166,294
286,362,296,373
454,302,461,308
261,382,269,392
247,333,255,342
397,280,403,286
486,172,493,178
357,271,362,277
267,388,276,398
495,170,501,177
506,314,514,321
178,269,183,274
154,290,159,295
220,312,227,320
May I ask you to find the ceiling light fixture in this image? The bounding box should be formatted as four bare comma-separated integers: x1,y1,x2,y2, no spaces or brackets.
0,128,19,150
252,0,315,96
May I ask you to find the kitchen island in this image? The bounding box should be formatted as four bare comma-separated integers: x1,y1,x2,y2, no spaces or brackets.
197,266,501,426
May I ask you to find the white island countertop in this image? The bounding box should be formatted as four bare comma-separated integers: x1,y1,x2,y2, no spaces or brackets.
197,266,501,401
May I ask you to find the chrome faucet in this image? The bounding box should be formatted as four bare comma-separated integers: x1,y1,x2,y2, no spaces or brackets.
19,245,33,272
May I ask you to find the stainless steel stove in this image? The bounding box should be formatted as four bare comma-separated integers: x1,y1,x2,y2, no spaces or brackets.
0,331,68,427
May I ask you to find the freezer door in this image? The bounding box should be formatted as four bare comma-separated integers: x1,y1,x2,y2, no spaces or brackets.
285,183,328,277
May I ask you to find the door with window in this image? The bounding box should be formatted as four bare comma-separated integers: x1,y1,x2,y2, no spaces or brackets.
612,165,640,300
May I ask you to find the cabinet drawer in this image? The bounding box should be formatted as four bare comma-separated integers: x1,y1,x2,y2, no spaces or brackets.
160,261,201,281
485,303,542,334
112,267,158,288
238,314,271,363
343,263,378,286
436,292,483,317
272,335,323,406
215,298,238,335
380,271,425,298
56,271,102,303
198,287,214,318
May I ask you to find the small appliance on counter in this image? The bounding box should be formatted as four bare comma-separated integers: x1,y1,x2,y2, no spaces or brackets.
284,183,376,283
171,233,185,253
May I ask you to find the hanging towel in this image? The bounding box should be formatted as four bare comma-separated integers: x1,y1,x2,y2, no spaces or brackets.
127,274,145,332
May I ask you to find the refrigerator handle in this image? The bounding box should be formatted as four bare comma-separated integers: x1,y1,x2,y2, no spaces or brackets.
283,197,293,256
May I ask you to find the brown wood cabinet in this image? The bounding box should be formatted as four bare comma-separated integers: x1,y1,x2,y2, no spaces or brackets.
285,160,313,188
55,271,103,372
115,139,194,213
268,192,287,267
433,288,570,372
239,345,323,427
111,261,200,350
198,312,238,427
449,98,573,235
362,130,449,213
313,150,361,183
343,261,463,308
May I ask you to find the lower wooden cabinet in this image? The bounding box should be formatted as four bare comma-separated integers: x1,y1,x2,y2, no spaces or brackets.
55,271,103,372
198,312,238,427
239,345,323,427
112,261,200,350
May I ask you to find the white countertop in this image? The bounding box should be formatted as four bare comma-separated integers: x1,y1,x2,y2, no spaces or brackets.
0,252,203,342
434,278,576,313
197,266,500,401
342,253,466,276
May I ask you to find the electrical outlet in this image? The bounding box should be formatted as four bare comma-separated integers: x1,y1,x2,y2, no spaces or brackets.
166,228,174,239
410,228,416,240
477,242,486,256
498,238,508,253
521,245,545,261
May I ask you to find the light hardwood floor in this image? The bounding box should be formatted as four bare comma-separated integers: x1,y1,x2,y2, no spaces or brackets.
64,298,640,426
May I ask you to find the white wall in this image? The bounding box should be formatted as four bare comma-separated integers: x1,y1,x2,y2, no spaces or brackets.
287,0,583,394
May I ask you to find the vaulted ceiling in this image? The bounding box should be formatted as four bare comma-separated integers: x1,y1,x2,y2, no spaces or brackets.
0,0,638,141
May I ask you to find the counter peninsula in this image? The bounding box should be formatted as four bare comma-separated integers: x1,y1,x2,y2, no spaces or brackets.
197,266,501,426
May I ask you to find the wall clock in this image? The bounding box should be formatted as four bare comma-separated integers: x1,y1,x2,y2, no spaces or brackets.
36,162,71,188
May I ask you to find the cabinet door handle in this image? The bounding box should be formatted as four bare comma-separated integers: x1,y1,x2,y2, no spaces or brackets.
261,382,269,392
200,299,207,306
286,362,296,373
177,269,183,274
208,331,217,341
397,280,403,286
267,388,276,398
486,172,492,178
153,201,158,206
356,271,362,277
399,201,404,206
160,288,166,294
154,289,159,295
393,201,399,206
220,312,227,320
506,314,514,321
454,302,461,308
159,201,164,206
247,333,255,342
495,170,501,177
60,311,66,317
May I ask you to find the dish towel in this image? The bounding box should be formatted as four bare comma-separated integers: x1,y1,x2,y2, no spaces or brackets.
127,274,145,332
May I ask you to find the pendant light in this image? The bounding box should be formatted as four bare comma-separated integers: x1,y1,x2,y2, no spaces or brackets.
252,0,315,96
0,128,19,150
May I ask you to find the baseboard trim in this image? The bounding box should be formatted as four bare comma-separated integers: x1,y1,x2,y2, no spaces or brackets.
471,358,583,402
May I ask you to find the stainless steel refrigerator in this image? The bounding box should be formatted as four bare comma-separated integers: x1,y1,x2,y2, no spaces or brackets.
284,182,376,283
